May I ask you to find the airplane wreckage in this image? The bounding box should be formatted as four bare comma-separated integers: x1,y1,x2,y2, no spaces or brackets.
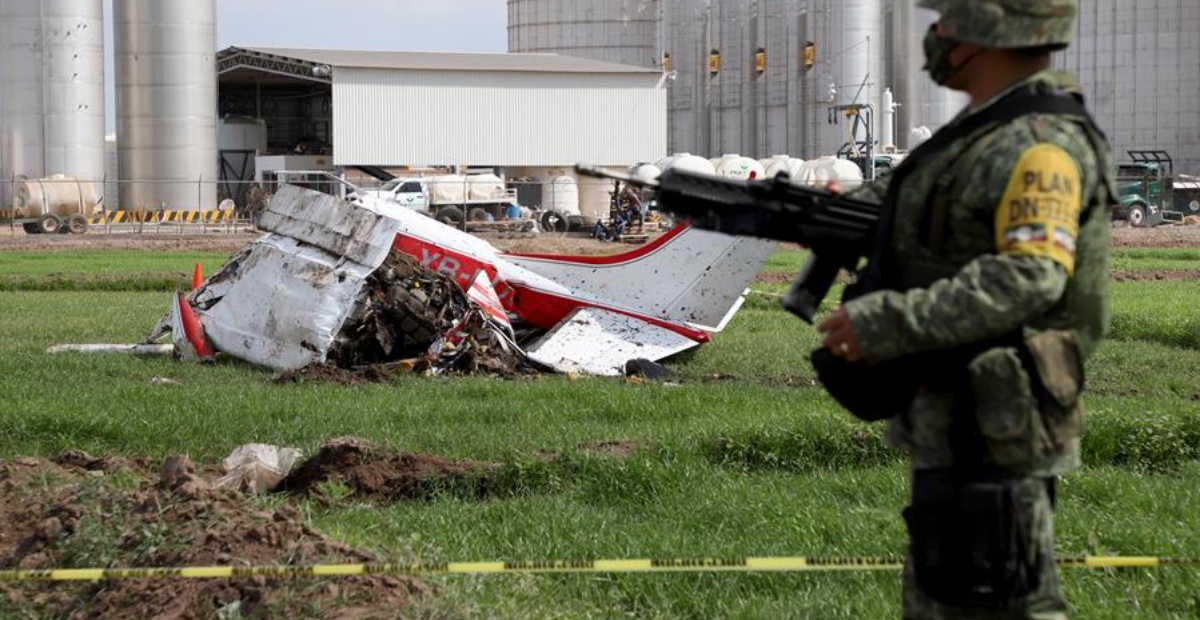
115,185,778,378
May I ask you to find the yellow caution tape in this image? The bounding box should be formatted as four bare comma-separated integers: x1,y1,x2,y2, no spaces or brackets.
1,555,1195,582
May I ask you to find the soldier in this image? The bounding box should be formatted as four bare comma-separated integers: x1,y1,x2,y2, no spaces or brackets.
815,1,1116,618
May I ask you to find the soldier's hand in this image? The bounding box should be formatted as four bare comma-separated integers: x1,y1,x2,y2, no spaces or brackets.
825,180,844,195
817,306,864,363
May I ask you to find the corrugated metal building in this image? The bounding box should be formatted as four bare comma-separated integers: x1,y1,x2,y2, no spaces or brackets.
217,47,667,168
1055,0,1200,174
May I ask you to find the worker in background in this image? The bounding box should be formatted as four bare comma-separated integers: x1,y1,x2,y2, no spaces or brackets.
815,0,1117,617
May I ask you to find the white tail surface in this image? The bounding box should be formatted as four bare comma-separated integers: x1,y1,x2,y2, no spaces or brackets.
504,226,777,331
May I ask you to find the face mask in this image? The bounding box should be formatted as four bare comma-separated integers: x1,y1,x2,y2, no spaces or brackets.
922,24,961,85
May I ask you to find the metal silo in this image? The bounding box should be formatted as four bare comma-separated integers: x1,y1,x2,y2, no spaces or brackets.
1057,0,1200,174
1,0,105,197
115,0,218,211
803,0,884,158
707,0,753,156
660,0,710,155
888,1,966,150
751,0,804,158
507,0,661,68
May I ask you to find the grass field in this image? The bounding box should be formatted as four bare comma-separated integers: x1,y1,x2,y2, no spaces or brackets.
1,246,1199,618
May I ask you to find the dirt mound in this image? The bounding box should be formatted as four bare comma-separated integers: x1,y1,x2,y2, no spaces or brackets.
0,452,427,619
276,437,501,504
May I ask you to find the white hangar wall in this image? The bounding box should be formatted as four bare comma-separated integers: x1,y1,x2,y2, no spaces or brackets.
333,68,667,167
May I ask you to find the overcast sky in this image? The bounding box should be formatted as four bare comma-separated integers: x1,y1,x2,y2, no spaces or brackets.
103,0,509,130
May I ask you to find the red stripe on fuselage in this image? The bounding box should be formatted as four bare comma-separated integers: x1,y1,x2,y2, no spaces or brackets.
392,232,709,342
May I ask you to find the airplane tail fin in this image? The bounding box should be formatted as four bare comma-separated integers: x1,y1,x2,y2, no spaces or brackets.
503,225,776,331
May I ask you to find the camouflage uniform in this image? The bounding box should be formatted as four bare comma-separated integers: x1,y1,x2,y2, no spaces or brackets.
838,1,1117,617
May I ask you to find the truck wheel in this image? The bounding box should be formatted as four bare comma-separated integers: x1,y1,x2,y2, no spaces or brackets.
468,207,490,222
67,214,89,234
1127,204,1147,227
37,214,61,234
22,223,41,234
540,211,567,233
436,207,465,227
1188,199,1200,213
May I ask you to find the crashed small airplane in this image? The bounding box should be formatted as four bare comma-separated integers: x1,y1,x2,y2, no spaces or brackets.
150,184,776,377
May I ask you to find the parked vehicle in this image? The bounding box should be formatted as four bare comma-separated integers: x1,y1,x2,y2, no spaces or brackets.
1113,150,1200,227
0,175,98,234
356,174,526,227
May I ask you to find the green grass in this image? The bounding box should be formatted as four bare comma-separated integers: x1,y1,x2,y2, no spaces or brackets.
2,246,1200,618
1108,247,1200,272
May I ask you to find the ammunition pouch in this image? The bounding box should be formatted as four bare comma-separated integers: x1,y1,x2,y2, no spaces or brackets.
903,469,1040,608
968,329,1084,470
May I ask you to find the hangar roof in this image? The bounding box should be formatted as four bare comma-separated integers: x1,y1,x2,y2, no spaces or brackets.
218,46,659,78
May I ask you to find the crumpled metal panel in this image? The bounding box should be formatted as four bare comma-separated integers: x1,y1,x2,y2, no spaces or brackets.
526,307,698,376
194,186,400,371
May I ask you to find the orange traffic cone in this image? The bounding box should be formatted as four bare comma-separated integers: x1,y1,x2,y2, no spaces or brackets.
192,263,204,290
176,293,214,360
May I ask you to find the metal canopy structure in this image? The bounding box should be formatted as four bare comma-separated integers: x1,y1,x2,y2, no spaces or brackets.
217,47,333,86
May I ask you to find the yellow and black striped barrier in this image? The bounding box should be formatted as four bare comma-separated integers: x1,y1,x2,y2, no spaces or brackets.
1,555,1196,582
88,209,237,225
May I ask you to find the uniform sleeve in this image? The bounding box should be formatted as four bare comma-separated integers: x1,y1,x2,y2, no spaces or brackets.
843,143,1081,363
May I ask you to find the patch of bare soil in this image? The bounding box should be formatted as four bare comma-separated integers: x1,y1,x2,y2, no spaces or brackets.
0,229,261,253
0,452,427,619
1109,222,1200,248
275,437,502,504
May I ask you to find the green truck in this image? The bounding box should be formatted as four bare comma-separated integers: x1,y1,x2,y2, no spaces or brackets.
1113,150,1200,227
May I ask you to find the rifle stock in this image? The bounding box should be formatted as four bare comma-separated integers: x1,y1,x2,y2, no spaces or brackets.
575,164,881,323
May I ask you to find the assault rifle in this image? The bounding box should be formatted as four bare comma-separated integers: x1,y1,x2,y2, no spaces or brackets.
575,164,881,323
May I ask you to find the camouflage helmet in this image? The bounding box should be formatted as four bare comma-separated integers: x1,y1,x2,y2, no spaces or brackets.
918,0,1076,50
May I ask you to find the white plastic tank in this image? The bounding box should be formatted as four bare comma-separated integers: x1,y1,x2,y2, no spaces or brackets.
760,155,807,181
1,0,106,206
794,156,865,187
115,0,218,211
909,126,933,150
541,176,581,215
712,154,766,180
655,153,716,175
629,162,661,184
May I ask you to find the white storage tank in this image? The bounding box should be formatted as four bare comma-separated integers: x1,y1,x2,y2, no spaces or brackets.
712,154,766,180
542,176,581,216
115,0,218,211
655,153,716,175
794,156,864,187
0,0,106,208
629,162,661,183
760,154,807,181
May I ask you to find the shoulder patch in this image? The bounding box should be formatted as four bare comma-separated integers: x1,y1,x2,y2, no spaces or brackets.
994,143,1082,274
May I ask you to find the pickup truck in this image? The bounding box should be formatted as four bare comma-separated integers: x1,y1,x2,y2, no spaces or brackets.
357,175,529,227
1114,150,1200,227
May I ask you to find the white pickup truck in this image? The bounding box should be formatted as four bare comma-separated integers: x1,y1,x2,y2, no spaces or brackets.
357,174,524,227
